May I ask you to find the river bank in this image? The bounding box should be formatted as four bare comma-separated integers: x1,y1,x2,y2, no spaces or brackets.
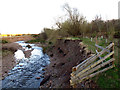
2,43,22,79
40,39,98,88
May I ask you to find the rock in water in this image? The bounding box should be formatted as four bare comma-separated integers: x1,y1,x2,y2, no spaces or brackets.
26,44,32,48
36,77,41,79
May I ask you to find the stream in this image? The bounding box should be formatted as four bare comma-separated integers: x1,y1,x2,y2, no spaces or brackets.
2,41,50,88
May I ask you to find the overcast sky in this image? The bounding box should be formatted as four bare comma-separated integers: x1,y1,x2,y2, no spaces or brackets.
0,0,119,34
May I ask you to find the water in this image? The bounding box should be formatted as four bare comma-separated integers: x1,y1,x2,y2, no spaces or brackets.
2,41,50,88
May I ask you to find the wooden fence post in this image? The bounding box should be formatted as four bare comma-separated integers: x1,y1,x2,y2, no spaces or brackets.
112,43,114,65
96,36,98,51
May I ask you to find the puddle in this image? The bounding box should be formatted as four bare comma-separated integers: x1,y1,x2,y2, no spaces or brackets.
2,41,50,88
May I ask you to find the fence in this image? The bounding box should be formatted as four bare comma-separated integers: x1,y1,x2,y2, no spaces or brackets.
70,42,115,88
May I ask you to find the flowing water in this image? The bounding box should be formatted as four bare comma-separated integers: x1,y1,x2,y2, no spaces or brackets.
2,41,50,88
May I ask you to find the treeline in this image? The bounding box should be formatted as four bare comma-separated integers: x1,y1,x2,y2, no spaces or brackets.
37,4,120,44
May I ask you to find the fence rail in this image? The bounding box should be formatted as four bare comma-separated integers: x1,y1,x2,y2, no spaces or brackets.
70,43,115,88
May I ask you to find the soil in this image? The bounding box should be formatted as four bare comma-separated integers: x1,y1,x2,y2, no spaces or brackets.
40,39,99,88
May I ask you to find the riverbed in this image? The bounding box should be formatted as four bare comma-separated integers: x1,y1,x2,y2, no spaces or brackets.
2,41,50,88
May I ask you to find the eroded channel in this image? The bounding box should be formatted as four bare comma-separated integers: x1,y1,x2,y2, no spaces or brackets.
2,41,50,88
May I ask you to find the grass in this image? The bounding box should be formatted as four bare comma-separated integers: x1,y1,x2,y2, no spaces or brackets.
68,36,120,88
96,66,120,88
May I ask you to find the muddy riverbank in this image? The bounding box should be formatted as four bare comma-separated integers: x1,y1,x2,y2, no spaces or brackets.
40,39,98,88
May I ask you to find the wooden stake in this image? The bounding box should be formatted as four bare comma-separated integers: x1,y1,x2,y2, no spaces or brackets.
112,43,114,65
96,36,98,51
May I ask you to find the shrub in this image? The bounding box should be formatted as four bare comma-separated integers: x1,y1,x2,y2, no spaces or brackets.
56,4,87,37
31,34,39,38
0,40,8,44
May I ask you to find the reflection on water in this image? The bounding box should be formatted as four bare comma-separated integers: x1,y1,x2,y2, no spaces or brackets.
15,50,25,60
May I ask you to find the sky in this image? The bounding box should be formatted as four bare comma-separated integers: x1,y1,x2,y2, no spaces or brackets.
0,0,119,34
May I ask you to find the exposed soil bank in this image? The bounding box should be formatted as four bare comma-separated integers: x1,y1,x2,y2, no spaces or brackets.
40,39,98,88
